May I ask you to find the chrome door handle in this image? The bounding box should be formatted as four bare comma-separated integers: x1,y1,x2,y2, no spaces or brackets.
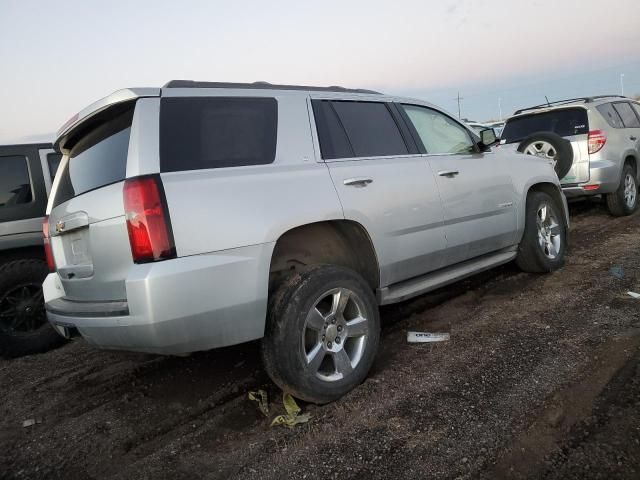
343,177,373,187
437,170,459,177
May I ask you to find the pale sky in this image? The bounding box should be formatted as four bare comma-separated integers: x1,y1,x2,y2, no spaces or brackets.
1,0,639,143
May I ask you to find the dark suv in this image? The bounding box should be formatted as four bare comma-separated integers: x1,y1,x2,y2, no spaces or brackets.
0,143,65,357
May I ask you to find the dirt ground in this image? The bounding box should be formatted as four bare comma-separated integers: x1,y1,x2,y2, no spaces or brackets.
1,200,640,480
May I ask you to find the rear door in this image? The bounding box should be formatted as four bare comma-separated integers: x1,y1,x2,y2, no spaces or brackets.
312,99,448,287
48,103,136,302
400,103,518,265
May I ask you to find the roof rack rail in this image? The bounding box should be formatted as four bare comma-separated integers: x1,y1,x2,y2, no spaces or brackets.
162,80,381,95
514,94,628,115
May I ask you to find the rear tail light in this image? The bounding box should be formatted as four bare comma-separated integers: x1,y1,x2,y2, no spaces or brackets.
42,216,55,272
123,175,176,263
588,130,606,154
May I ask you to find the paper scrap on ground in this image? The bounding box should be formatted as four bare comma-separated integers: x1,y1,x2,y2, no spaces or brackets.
22,418,41,428
627,291,640,299
270,393,311,428
248,390,270,417
407,331,451,343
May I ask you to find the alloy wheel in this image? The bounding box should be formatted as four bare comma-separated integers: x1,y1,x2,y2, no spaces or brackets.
536,203,562,260
301,287,369,382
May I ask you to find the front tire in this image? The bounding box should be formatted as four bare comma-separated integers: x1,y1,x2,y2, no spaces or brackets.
0,259,66,358
606,164,638,217
262,265,380,404
516,191,567,273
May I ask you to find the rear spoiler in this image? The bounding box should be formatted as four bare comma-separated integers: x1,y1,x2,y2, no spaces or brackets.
55,88,160,153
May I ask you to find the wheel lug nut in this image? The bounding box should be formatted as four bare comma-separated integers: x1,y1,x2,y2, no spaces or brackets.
322,334,326,341
336,337,341,344
337,325,343,332
331,318,336,324
327,342,332,348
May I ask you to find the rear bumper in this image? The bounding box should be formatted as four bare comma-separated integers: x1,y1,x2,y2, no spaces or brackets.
561,158,620,197
44,243,274,355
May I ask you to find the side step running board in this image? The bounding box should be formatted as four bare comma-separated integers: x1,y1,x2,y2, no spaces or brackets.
378,248,518,305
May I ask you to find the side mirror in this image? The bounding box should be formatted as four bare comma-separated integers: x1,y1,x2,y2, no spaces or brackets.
479,127,497,147
480,128,498,152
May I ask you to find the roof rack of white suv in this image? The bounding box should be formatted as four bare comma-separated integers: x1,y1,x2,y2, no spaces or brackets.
162,80,381,94
514,95,628,115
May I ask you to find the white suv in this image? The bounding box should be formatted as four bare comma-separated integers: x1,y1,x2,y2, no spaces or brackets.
44,81,568,403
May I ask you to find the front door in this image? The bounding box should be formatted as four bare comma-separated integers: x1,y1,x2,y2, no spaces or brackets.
400,103,518,266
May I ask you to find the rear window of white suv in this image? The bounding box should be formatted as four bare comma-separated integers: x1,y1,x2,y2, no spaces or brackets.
53,103,134,207
160,97,277,172
502,107,588,144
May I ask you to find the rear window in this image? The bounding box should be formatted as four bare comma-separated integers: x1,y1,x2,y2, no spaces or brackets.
597,103,624,128
331,101,409,158
52,105,134,207
0,156,32,207
312,101,353,159
160,97,277,172
502,108,589,143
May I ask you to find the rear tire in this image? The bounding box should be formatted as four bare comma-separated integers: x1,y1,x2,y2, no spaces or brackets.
262,265,380,404
0,259,66,358
606,164,638,217
518,132,574,180
516,191,567,273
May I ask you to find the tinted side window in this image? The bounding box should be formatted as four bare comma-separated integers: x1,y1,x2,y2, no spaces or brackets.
501,108,589,143
160,97,277,172
331,101,408,157
402,104,475,154
47,153,63,181
0,156,32,207
597,103,624,128
53,105,134,207
311,100,353,159
613,102,640,128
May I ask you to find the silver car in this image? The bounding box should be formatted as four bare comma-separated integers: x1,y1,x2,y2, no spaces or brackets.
500,95,640,216
43,81,568,403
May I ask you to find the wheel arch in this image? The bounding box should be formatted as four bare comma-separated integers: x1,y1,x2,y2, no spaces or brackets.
268,220,380,294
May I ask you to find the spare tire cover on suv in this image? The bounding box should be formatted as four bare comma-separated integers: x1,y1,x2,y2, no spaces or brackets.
517,132,573,180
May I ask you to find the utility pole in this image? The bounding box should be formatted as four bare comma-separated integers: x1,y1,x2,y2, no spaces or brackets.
620,73,625,96
454,91,463,119
498,97,502,121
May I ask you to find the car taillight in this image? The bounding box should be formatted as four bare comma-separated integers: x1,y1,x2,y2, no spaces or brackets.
123,175,176,263
588,130,606,154
42,216,55,272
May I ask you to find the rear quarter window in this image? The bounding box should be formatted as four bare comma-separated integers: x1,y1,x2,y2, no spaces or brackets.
502,108,589,144
52,104,134,207
160,97,277,172
0,156,32,207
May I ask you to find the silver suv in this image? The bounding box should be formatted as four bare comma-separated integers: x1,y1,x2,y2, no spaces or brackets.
500,95,640,216
43,81,569,403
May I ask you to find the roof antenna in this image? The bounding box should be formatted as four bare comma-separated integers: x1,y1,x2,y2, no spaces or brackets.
545,96,551,107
